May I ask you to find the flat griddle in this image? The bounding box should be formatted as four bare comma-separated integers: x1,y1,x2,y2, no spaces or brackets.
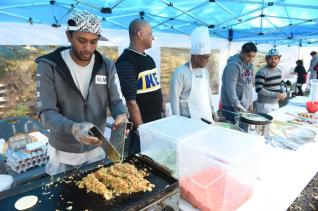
0,155,178,211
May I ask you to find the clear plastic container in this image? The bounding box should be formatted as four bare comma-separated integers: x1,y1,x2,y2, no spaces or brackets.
139,115,210,178
310,79,318,101
178,125,265,211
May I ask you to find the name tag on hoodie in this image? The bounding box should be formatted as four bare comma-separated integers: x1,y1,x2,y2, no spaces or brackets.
96,75,107,85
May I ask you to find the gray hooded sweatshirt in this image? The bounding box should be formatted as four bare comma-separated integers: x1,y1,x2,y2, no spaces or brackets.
221,54,253,109
35,47,127,153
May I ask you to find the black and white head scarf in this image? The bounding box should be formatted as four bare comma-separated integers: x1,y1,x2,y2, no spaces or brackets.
67,10,102,35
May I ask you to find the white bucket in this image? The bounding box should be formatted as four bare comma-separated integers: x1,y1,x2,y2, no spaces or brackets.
310,79,318,101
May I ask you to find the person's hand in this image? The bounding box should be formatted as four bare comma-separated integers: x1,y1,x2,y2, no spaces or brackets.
276,92,287,101
161,103,169,118
212,112,219,122
113,113,129,136
162,108,170,118
234,104,247,112
248,104,253,112
71,122,102,145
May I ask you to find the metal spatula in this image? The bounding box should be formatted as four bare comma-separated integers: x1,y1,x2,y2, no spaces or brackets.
89,126,121,163
109,122,132,161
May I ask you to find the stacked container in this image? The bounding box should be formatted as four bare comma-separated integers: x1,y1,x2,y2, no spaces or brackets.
178,126,265,211
6,146,48,173
139,115,210,178
6,131,48,173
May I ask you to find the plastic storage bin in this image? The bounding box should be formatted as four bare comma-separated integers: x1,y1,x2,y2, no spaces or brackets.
310,79,318,102
178,125,265,211
139,115,210,178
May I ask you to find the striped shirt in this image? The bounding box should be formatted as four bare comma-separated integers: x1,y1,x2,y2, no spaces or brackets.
115,49,163,123
255,66,282,104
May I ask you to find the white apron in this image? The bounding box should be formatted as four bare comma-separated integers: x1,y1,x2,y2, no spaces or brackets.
188,62,213,123
255,101,279,114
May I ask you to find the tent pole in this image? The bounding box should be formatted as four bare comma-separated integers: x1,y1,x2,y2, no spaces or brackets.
265,15,312,22
111,0,125,9
160,0,209,27
214,0,253,30
144,14,188,35
264,17,290,37
216,0,285,27
153,1,207,29
0,11,44,24
0,2,48,10
264,17,318,34
259,0,265,35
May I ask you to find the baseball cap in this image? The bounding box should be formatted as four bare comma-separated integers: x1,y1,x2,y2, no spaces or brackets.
266,49,281,57
67,10,108,41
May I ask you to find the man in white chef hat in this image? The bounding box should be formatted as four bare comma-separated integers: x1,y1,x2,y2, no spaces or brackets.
169,26,217,123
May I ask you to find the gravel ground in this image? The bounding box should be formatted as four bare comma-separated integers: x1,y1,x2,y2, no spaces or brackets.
288,172,318,211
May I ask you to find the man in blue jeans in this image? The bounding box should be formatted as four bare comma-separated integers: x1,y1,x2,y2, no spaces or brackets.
220,42,257,123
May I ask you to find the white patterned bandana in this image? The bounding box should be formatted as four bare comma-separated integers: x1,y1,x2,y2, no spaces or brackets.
67,10,108,41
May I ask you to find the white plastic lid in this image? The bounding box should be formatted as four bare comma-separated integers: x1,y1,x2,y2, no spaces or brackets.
139,115,209,141
183,126,265,164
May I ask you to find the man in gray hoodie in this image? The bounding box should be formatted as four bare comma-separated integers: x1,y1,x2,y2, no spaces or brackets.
35,10,128,175
221,42,257,123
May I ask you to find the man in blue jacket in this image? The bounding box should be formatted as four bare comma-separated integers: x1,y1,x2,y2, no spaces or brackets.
35,10,128,175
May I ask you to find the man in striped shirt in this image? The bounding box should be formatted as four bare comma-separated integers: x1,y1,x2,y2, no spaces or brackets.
115,19,165,154
255,49,286,113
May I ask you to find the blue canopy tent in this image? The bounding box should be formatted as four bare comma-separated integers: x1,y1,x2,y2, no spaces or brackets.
0,0,318,46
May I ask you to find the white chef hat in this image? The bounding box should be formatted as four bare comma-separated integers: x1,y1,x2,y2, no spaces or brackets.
191,26,211,55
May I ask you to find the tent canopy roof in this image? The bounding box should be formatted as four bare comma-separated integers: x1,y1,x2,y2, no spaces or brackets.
1,0,318,46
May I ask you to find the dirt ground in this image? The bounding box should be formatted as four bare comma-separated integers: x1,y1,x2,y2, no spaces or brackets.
288,172,318,211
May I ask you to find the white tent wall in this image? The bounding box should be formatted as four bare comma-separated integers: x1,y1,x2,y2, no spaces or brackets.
0,23,315,110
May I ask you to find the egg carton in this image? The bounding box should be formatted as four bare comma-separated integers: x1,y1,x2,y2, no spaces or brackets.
6,146,48,174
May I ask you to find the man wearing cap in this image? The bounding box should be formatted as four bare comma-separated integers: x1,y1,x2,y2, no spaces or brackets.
221,42,257,123
169,26,217,123
308,51,318,80
35,10,128,175
115,19,165,154
255,49,286,113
